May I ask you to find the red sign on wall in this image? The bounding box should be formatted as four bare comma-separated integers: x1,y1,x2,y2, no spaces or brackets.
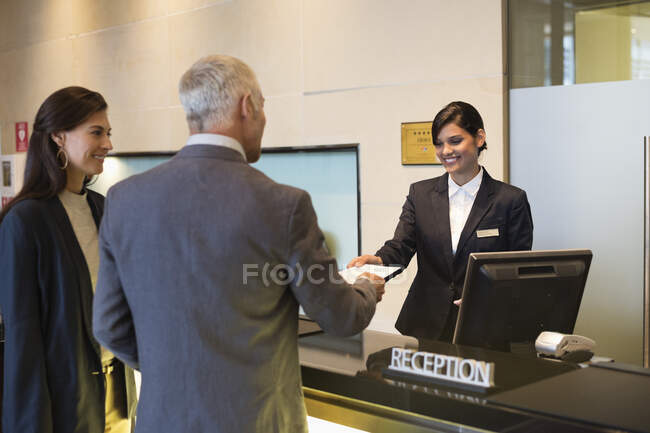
15,122,29,152
1,196,13,208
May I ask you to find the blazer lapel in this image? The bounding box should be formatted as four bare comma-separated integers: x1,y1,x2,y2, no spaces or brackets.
87,191,104,227
454,170,496,260
431,173,455,277
49,196,101,359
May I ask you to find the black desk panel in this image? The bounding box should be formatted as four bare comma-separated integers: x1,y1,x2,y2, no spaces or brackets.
489,366,650,433
299,330,630,432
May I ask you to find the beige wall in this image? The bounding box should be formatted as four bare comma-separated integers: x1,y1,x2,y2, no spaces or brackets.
0,0,506,333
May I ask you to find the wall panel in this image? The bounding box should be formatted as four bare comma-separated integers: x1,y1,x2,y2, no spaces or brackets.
68,0,167,35
302,0,503,93
1,38,75,136
0,0,71,52
109,108,178,153
72,19,172,113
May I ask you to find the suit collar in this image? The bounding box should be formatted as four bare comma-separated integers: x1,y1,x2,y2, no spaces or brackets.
433,172,450,193
176,143,247,163
185,133,247,160
430,173,454,277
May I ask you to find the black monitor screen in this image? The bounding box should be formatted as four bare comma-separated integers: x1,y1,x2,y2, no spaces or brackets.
453,249,592,352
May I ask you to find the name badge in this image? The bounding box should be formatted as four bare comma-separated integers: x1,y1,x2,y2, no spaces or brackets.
476,228,499,238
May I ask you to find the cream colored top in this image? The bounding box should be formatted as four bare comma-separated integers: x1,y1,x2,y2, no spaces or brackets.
58,188,114,363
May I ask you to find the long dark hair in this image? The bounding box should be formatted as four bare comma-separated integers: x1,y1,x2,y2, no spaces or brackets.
0,86,107,223
431,101,488,155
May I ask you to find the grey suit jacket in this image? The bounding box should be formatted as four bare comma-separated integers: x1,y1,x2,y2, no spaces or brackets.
92,144,377,433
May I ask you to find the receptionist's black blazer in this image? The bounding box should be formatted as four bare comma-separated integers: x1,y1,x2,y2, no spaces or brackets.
376,169,533,341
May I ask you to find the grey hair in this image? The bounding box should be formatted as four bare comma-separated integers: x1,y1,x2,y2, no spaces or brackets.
178,55,261,132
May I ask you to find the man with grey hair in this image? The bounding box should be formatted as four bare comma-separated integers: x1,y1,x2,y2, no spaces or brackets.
92,54,384,432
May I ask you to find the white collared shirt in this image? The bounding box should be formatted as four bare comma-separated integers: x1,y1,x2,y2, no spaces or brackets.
448,167,484,254
185,133,247,161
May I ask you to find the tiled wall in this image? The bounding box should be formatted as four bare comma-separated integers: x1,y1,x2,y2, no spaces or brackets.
0,0,506,333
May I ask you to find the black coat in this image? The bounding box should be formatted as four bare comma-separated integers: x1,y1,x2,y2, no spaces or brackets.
376,170,534,340
0,191,136,433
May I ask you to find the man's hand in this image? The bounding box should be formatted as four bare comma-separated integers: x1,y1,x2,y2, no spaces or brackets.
347,254,383,268
354,272,385,302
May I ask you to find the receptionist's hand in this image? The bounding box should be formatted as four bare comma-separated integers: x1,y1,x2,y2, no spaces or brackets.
347,254,383,268
354,272,385,302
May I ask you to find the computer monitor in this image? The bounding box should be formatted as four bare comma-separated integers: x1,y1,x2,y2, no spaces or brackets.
453,249,592,352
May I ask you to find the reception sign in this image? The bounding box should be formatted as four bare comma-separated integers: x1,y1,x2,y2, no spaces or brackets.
386,347,495,389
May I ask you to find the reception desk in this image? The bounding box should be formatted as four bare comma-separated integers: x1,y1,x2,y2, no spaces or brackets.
299,330,650,433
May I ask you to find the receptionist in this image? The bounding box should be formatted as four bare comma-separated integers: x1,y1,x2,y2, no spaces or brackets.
348,101,533,341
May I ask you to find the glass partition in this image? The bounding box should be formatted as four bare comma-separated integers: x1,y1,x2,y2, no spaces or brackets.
509,0,650,88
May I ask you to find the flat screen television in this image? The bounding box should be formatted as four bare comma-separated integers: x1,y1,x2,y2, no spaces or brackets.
89,145,360,266
453,249,592,352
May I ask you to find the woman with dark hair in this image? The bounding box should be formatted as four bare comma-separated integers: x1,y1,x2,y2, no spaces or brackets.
0,87,136,433
348,101,533,341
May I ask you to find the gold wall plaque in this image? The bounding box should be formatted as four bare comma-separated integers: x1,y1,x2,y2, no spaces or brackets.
401,121,440,165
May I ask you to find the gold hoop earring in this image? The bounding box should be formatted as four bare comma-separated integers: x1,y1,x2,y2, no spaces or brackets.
56,148,69,170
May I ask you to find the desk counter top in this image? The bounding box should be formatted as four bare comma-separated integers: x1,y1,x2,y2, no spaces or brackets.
299,330,650,433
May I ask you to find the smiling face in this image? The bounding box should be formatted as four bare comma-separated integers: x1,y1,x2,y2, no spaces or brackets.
53,110,113,187
434,122,484,186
